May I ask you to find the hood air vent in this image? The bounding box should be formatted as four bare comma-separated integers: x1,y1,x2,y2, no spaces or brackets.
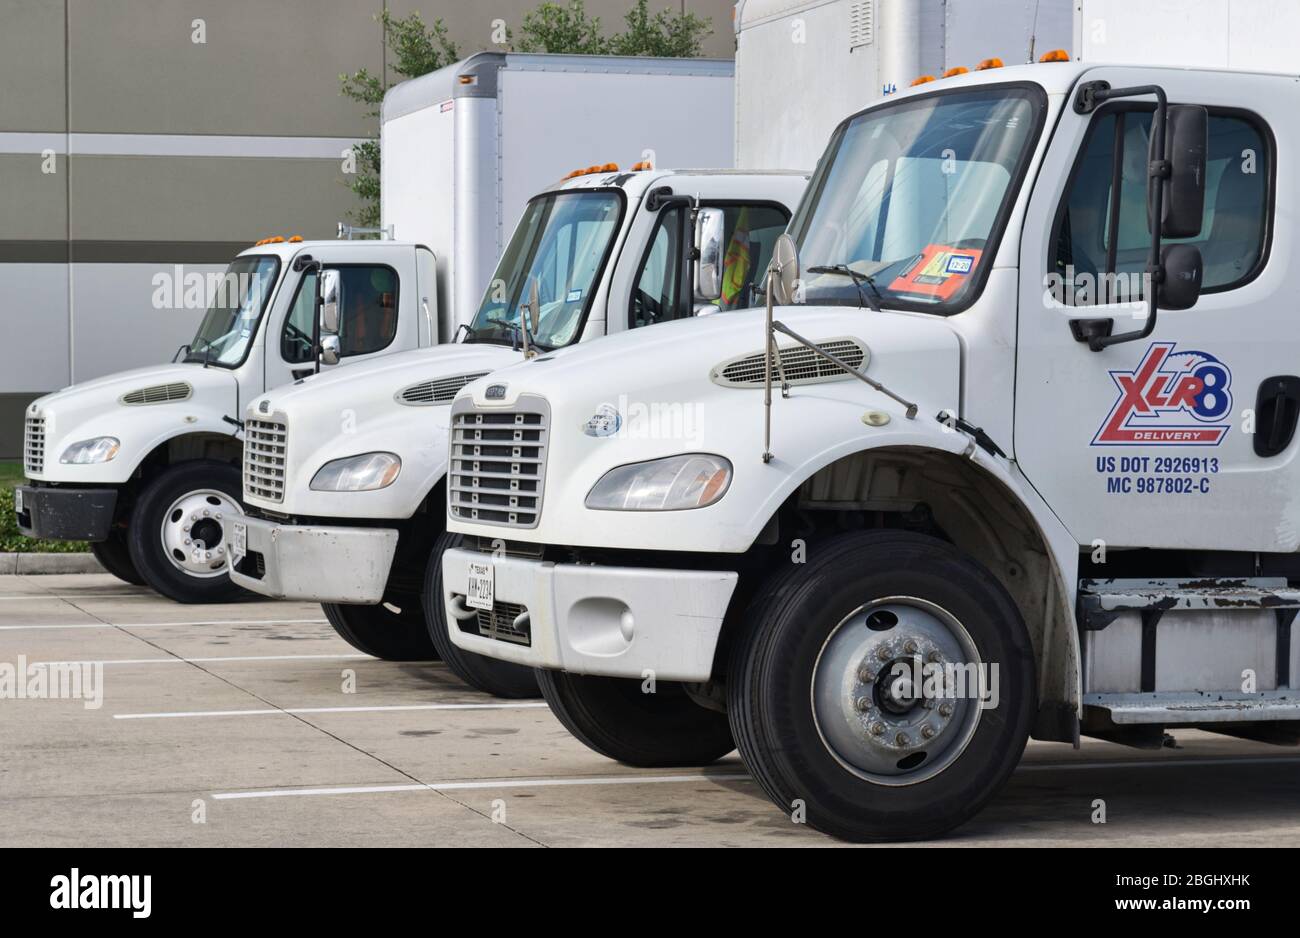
397,372,490,406
710,338,869,388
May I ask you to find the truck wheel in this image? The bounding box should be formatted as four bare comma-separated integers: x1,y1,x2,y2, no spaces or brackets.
727,530,1035,842
421,531,539,698
90,530,146,586
537,670,735,767
321,599,438,661
126,461,246,604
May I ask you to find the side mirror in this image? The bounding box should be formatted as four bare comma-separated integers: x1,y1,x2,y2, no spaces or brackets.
319,334,341,366
1149,104,1208,238
318,269,341,335
693,207,725,301
1158,243,1203,310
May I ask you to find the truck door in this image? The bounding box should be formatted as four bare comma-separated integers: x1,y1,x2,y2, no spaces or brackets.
1015,67,1282,553
612,199,790,333
265,261,412,390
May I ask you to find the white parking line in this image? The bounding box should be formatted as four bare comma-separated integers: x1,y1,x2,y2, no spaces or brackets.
114,701,550,720
209,756,1300,802
26,653,374,667
0,618,328,631
212,772,751,800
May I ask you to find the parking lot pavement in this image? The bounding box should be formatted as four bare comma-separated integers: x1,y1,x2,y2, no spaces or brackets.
2,574,1298,847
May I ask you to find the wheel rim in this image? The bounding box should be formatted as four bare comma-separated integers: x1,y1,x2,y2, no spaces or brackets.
811,596,984,787
159,488,242,578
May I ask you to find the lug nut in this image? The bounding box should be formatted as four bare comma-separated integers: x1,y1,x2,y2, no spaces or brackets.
922,698,935,710
875,646,891,661
870,722,885,736
204,551,212,560
203,509,210,517
856,696,872,712
939,703,954,717
928,650,943,663
216,513,223,520
921,724,936,739
903,639,919,654
895,732,910,746
217,546,224,555
184,538,192,546
858,666,876,682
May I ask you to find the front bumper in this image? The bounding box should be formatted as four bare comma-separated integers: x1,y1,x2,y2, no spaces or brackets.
14,485,117,541
228,515,399,603
440,547,738,682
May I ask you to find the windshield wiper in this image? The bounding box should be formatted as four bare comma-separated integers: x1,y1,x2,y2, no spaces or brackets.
807,265,883,313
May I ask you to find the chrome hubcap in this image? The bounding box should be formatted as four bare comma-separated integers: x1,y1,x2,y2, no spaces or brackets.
812,597,983,786
160,489,241,578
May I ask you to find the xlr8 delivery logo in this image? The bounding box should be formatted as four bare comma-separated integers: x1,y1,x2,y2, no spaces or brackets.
1093,343,1232,446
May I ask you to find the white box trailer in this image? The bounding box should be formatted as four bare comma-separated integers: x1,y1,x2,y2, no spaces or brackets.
734,0,1075,169
381,52,737,336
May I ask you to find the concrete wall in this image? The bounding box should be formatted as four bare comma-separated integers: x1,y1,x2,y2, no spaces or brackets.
0,0,735,458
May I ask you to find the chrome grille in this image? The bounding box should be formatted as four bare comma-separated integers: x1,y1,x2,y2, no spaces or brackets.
397,372,489,406
244,417,288,502
448,398,549,529
712,338,868,388
121,382,192,405
476,600,531,645
24,417,45,475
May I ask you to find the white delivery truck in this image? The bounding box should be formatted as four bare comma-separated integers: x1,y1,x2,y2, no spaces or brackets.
229,164,807,697
734,0,1074,169
14,52,736,604
440,10,1300,838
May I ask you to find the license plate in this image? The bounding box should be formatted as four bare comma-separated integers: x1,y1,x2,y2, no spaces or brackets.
230,521,247,565
466,560,494,611
13,488,22,514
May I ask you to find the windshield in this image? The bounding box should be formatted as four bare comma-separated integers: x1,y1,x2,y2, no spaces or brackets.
186,255,281,367
790,85,1043,314
467,190,623,349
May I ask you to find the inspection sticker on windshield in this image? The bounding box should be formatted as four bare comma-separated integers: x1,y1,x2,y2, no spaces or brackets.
890,245,983,301
466,560,494,611
566,288,582,302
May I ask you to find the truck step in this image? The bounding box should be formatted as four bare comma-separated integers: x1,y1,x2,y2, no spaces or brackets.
1083,690,1300,725
1079,577,1300,626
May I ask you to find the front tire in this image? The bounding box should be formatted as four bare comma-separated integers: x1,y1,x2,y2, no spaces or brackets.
126,461,246,604
322,598,439,661
421,532,539,698
537,670,735,767
727,531,1034,842
91,529,146,586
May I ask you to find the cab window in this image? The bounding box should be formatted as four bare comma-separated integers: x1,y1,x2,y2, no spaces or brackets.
1053,108,1270,304
629,202,790,328
281,265,399,363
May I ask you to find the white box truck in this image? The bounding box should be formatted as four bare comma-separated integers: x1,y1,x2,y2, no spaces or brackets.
14,53,737,604
440,0,1300,839
734,0,1074,169
229,164,808,697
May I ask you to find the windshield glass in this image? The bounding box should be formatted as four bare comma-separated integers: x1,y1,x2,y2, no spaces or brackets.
186,255,281,366
467,191,623,349
790,85,1043,314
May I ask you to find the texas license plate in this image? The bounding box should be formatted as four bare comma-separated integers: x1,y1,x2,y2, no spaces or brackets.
13,488,22,514
466,560,494,611
230,521,247,565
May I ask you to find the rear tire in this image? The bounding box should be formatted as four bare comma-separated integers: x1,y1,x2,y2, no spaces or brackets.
421,532,539,698
727,530,1035,842
322,598,439,661
91,529,145,586
537,669,735,767
126,461,246,604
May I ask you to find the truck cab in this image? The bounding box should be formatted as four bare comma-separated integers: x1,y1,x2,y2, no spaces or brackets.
229,165,808,696
440,59,1298,839
15,237,438,602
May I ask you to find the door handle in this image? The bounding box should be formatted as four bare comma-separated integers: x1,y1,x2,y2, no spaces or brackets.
1254,375,1300,457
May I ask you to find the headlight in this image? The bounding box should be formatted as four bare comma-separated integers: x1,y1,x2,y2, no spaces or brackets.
310,452,401,492
59,437,120,464
585,454,731,511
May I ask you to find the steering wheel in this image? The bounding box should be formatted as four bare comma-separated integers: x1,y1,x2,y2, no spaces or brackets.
284,321,316,360
634,288,666,325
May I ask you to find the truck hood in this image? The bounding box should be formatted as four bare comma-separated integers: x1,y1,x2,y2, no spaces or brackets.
450,305,966,552
26,362,239,484
244,343,522,519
